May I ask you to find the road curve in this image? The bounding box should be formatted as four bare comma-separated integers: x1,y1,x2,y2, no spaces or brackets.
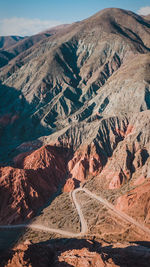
71,189,88,234
80,188,150,236
0,187,150,238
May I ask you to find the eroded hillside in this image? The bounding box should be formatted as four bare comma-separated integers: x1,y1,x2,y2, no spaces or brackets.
0,8,150,266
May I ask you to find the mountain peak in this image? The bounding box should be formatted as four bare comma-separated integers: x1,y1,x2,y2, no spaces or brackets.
0,7,150,261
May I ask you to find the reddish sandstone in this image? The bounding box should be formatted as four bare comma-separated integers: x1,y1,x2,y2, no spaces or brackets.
116,180,150,225
58,247,108,267
63,178,75,192
0,145,68,224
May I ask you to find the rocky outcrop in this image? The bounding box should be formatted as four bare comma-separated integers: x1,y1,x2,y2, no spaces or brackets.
0,241,55,267
95,111,150,190
1,239,150,267
58,115,128,187
63,178,76,192
67,146,104,182
58,247,110,267
116,180,150,226
0,145,68,224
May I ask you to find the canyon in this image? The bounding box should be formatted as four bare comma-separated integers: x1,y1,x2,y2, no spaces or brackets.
0,7,150,266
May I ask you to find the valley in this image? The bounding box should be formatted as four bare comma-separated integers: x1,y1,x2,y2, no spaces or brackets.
0,7,150,267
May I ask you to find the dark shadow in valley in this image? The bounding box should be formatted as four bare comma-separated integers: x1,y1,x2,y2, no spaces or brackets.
0,81,51,165
141,148,149,165
1,238,150,267
145,86,150,109
133,241,150,248
38,238,150,267
0,185,29,252
134,14,150,28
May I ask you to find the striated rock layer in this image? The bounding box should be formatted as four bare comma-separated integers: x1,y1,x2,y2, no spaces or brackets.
0,8,150,260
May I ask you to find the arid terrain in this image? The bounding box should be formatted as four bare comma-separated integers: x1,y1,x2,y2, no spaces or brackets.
0,7,150,266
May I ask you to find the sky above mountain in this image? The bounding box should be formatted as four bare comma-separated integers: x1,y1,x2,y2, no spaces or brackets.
0,0,150,36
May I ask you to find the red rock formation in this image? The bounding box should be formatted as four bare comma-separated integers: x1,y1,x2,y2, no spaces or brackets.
1,239,150,267
13,151,32,168
0,145,68,224
0,241,117,267
63,178,75,192
116,180,150,225
108,171,126,189
58,247,108,267
63,178,81,192
89,154,103,175
67,144,104,184
0,241,55,267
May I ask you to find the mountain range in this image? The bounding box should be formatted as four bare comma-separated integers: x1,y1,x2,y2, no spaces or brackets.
0,8,150,266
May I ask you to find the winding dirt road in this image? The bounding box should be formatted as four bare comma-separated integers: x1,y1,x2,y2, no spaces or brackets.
0,187,150,238
80,188,150,236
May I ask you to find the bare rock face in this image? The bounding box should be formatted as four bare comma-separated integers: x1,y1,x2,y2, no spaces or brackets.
58,247,108,267
0,242,55,267
67,145,104,181
0,8,150,164
96,111,150,190
63,178,76,192
0,7,150,259
116,180,150,226
61,115,128,189
0,145,68,224
1,239,150,267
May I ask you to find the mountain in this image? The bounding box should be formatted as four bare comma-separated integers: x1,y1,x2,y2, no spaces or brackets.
0,36,25,50
0,25,69,69
0,36,25,68
0,8,150,266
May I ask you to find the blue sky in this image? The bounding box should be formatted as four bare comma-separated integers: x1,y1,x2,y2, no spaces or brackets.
0,0,150,36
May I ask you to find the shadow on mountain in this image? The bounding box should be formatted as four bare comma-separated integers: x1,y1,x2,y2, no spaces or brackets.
42,238,150,267
0,81,51,165
111,21,150,52
0,188,26,255
133,241,150,248
0,186,27,252
134,14,150,28
145,86,150,109
1,237,150,266
0,51,15,68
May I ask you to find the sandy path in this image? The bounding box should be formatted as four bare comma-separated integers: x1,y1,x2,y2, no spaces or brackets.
0,187,150,238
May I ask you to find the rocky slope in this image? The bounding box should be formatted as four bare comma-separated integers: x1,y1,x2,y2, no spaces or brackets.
0,36,25,68
0,25,69,70
116,180,150,225
0,7,150,266
1,238,150,267
0,36,25,50
0,145,69,224
0,8,150,166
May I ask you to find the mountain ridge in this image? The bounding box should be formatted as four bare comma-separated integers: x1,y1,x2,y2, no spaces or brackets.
0,8,150,265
